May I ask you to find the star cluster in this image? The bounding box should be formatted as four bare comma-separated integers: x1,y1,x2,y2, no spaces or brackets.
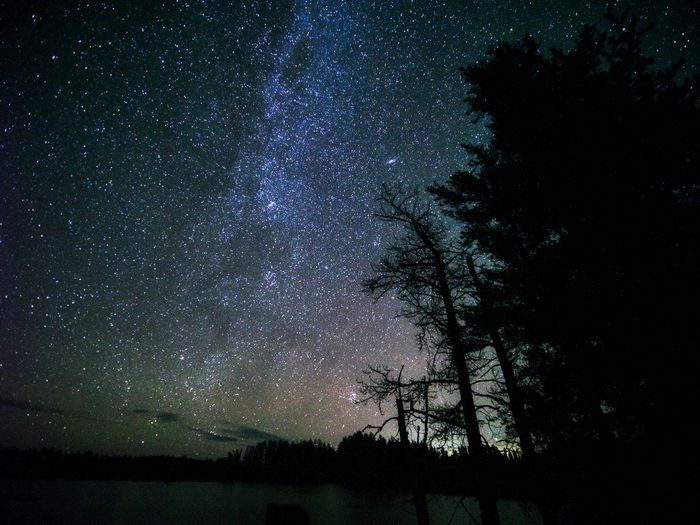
1,0,697,456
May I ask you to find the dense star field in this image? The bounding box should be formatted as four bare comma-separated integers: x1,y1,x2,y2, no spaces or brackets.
1,0,697,457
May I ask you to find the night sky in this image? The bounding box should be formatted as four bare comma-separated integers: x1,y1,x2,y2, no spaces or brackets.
1,1,697,457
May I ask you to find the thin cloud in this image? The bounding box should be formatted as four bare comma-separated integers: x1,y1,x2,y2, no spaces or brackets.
188,427,238,443
131,409,180,423
217,423,283,442
0,397,64,414
0,397,117,423
155,411,180,423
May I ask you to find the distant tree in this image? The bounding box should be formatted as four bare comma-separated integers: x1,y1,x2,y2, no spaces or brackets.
239,439,337,482
431,8,700,452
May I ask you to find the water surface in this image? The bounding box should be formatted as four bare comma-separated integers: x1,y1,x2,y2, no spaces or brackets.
1,480,542,524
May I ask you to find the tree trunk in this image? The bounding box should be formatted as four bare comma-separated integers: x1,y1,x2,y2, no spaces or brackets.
433,253,501,525
396,396,430,525
406,218,500,525
422,382,429,446
465,255,535,458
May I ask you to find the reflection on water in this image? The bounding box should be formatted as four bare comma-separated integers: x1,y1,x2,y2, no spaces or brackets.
0,480,542,524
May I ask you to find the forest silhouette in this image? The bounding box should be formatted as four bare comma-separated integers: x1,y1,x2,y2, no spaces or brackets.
0,435,523,494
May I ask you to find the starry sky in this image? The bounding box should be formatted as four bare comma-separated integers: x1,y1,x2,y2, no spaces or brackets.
1,0,697,457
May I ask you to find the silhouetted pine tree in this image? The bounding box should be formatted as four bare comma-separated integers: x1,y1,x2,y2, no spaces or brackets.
431,8,699,523
432,7,699,452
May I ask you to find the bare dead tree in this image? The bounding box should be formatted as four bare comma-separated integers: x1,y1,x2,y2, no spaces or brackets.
363,186,484,453
361,185,501,525
361,366,430,525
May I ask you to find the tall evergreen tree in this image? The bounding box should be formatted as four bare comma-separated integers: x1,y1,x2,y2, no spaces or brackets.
431,9,700,452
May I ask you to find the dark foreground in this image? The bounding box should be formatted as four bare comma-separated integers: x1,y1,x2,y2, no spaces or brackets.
1,479,542,525
1,437,695,523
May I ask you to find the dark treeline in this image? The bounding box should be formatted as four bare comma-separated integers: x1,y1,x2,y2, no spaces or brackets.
0,446,223,483
0,433,530,496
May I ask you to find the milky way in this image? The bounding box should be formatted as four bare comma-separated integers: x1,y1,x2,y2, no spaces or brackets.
1,1,697,456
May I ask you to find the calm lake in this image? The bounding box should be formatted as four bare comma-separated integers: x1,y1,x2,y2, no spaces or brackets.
1,480,542,524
